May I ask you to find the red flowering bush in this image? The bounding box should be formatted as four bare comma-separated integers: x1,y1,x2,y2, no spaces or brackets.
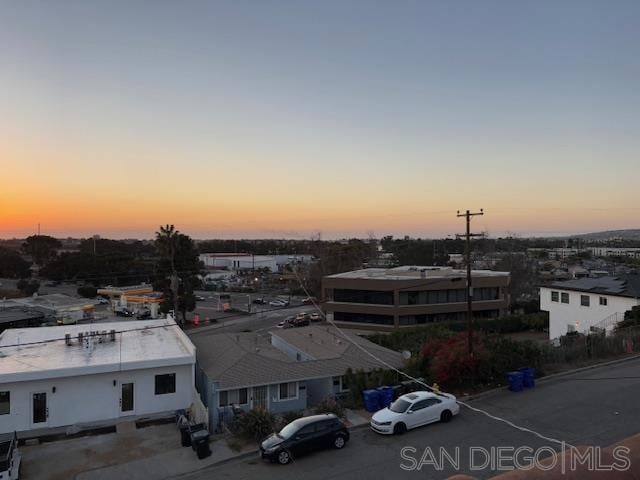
421,332,489,388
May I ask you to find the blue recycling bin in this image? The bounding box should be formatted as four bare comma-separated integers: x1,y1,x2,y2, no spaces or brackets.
506,371,524,392
376,386,394,409
363,389,381,412
518,367,535,388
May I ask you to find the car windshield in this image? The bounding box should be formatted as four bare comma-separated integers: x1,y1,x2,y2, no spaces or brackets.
389,398,411,413
278,422,300,439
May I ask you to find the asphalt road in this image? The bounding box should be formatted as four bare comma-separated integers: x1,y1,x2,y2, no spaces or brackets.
186,301,317,335
177,357,640,480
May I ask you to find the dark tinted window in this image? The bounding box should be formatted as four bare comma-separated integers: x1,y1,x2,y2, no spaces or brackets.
154,373,176,395
297,425,315,436
0,391,9,415
333,289,394,305
410,400,430,411
334,311,394,325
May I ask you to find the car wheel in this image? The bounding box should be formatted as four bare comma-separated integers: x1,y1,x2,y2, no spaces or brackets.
393,422,407,435
333,435,346,449
440,410,453,423
277,449,292,465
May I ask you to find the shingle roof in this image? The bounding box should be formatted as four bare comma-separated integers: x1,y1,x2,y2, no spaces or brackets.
190,326,404,390
549,274,640,298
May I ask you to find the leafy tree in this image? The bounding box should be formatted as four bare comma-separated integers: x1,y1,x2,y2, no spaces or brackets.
16,278,40,296
617,306,640,330
306,239,377,296
0,248,31,278
22,235,61,265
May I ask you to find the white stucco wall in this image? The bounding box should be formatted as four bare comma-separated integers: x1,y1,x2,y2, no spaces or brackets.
540,287,639,339
0,364,194,434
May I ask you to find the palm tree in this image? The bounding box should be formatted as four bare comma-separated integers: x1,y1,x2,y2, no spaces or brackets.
155,224,179,272
155,224,180,324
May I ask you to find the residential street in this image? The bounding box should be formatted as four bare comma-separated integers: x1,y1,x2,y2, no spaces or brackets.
177,357,640,480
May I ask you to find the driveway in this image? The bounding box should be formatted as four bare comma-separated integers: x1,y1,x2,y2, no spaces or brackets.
177,356,640,479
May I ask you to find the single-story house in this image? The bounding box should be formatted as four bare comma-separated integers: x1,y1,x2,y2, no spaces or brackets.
0,318,196,436
10,294,96,325
190,325,403,432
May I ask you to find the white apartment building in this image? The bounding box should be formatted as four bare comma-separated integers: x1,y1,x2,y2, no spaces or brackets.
540,275,640,339
0,319,196,435
588,247,640,259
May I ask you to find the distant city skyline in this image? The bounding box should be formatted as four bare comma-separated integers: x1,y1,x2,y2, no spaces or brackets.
2,1,639,240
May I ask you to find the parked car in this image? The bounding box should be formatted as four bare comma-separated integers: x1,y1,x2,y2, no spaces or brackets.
114,306,134,317
252,297,267,305
269,299,288,307
0,431,21,480
136,309,151,320
370,391,459,435
97,297,110,305
302,297,317,305
295,312,308,321
195,295,206,301
293,317,310,327
260,414,349,465
309,313,321,322
277,319,295,329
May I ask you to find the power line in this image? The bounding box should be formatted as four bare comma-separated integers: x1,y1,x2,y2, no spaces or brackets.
0,301,308,349
291,268,574,449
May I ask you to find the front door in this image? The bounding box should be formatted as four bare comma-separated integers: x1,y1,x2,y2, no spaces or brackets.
32,392,48,427
252,386,268,410
121,383,134,415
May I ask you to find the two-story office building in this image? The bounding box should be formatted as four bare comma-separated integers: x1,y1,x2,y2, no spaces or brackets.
322,266,510,330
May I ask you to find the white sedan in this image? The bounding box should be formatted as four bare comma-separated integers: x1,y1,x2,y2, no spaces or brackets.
370,391,459,435
269,299,288,307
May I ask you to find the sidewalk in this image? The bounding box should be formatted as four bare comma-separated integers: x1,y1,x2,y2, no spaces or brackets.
76,436,256,480
19,422,255,480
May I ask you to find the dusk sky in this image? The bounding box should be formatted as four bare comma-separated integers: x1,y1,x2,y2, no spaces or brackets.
1,0,639,240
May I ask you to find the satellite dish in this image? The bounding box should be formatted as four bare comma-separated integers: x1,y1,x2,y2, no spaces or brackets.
402,350,411,360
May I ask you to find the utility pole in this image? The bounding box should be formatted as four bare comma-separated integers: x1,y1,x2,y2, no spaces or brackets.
456,209,484,357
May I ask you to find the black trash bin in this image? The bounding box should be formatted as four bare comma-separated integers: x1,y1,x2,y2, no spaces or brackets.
177,416,191,447
190,428,211,459
189,424,208,451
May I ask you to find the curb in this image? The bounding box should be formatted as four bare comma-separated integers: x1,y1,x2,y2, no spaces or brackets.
176,355,640,476
176,421,374,475
458,353,640,403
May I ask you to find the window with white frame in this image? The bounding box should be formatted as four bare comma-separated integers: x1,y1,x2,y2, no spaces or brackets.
580,295,590,307
551,291,559,302
332,376,349,392
219,388,248,407
599,297,608,306
278,382,298,401
561,292,570,304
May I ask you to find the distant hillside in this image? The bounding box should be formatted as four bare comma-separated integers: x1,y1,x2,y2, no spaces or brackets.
573,229,640,241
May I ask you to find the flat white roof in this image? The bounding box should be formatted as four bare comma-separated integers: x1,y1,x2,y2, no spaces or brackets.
11,294,95,310
0,319,195,383
327,266,509,281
